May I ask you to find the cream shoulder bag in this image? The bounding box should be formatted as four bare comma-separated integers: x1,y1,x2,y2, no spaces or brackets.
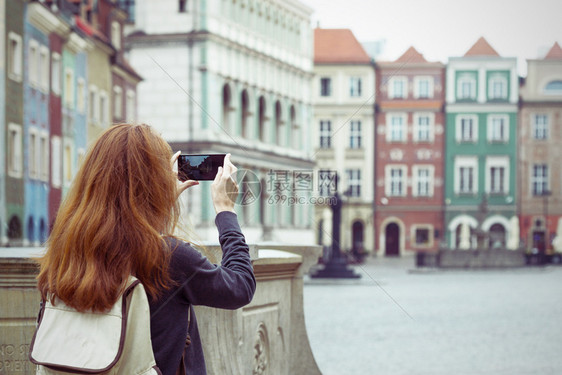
29,276,161,375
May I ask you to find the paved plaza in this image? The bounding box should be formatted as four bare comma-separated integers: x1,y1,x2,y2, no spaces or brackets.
303,256,562,375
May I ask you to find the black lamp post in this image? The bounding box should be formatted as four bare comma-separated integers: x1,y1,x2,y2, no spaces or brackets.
311,174,361,279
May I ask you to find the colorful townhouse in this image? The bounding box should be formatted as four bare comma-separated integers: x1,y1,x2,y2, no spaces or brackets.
0,0,139,245
0,0,6,245
374,47,446,256
24,3,52,245
312,28,375,255
4,0,25,245
519,42,562,254
444,37,519,249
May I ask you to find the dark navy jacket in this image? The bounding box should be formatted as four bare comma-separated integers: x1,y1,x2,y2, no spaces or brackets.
149,211,256,375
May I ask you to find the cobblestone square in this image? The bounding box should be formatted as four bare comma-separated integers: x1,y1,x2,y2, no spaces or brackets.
304,257,562,375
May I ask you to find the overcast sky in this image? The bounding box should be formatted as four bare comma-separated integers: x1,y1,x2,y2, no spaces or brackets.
301,0,562,76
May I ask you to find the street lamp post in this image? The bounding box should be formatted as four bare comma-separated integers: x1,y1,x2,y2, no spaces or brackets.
311,174,361,279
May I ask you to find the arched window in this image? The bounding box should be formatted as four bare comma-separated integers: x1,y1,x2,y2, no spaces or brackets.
240,90,249,138
352,221,364,252
489,223,506,248
258,96,267,142
27,217,35,243
275,101,283,146
544,80,562,95
8,216,22,240
222,84,231,134
40,218,47,243
290,105,298,149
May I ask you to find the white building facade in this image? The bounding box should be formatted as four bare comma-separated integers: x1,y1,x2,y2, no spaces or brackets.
125,0,315,244
312,29,375,254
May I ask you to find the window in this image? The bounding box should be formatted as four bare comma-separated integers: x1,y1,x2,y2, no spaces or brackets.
29,40,39,86
320,77,331,97
533,114,548,140
52,53,61,95
459,167,474,193
454,157,478,194
179,0,187,12
100,90,109,127
412,225,433,247
349,120,361,149
77,78,86,114
488,74,508,100
487,115,508,142
126,89,136,121
390,77,407,99
386,165,406,197
415,76,433,98
64,68,74,108
318,169,336,196
350,77,362,97
89,85,99,124
412,165,433,197
51,136,62,188
486,156,509,194
64,142,73,185
8,32,23,81
8,123,23,178
544,80,562,95
39,46,49,91
414,113,433,142
456,115,478,142
387,114,406,142
117,0,135,22
29,129,38,179
346,169,361,197
111,21,121,49
319,120,331,148
40,132,49,182
113,86,123,119
532,164,548,196
457,73,476,100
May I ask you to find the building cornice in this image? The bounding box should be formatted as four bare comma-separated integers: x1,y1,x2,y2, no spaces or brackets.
446,103,518,113
66,32,89,53
111,64,142,84
126,30,313,76
27,3,70,37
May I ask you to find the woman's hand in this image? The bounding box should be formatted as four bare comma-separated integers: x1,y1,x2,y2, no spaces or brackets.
211,153,239,214
171,151,199,198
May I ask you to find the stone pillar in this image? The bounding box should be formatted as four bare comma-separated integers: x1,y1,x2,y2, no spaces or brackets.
0,250,41,374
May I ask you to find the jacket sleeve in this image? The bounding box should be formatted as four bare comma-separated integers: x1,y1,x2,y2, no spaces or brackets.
172,211,256,309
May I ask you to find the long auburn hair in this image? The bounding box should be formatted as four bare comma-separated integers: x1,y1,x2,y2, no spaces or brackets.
37,124,180,312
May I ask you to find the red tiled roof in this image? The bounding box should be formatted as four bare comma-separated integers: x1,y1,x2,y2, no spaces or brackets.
314,28,371,64
545,42,562,60
395,46,427,63
75,16,110,44
464,37,500,57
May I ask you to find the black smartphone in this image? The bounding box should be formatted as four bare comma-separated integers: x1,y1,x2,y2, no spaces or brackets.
177,154,226,181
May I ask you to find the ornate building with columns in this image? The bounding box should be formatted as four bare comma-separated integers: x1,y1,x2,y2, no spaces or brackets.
125,0,315,244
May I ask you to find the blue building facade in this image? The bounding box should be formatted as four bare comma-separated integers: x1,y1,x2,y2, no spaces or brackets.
24,15,50,245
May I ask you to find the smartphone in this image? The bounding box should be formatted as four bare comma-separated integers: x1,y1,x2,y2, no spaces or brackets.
178,154,226,181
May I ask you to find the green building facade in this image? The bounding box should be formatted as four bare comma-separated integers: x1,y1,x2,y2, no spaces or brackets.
444,38,519,249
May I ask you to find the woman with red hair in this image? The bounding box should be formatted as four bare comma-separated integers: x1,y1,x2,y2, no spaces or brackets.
36,123,255,374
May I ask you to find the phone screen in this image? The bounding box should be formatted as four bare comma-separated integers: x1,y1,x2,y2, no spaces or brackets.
178,154,226,181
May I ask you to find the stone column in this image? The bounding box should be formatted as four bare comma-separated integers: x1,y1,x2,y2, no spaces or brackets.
0,250,41,374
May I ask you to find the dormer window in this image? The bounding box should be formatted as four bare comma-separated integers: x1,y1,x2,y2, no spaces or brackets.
111,21,121,50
